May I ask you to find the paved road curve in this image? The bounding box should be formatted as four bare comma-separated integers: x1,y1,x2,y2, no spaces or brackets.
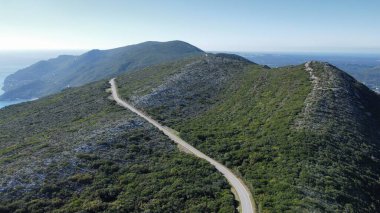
110,78,255,213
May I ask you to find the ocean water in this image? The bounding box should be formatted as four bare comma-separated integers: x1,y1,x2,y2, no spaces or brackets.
0,50,85,109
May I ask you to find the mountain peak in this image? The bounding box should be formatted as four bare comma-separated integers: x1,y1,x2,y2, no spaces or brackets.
214,53,255,64
113,40,205,53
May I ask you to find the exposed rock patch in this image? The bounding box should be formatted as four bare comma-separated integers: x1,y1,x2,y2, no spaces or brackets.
129,55,254,125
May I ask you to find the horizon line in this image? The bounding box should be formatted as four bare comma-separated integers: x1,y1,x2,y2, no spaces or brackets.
0,48,380,55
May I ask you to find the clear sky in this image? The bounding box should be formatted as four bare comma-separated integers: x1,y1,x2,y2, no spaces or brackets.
1,0,380,53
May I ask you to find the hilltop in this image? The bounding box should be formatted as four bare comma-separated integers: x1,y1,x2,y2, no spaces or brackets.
0,40,204,100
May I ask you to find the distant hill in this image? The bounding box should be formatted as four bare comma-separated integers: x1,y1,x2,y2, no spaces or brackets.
0,40,204,100
116,56,380,212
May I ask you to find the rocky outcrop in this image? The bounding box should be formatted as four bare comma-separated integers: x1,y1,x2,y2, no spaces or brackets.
129,54,257,124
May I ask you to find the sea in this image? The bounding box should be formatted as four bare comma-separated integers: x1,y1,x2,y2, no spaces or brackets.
0,50,85,109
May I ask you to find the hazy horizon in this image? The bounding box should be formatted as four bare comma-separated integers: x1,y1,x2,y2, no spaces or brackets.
1,45,380,56
1,0,380,53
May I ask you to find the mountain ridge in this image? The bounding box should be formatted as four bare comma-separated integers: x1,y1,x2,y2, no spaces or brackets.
0,40,204,101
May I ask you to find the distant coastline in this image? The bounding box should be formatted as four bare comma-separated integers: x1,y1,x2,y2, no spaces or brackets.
0,50,85,108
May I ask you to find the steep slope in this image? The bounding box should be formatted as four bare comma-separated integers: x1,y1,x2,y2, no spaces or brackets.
0,80,236,212
116,56,380,212
0,40,203,100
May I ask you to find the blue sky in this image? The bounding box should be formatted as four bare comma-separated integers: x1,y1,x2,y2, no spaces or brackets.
0,0,379,53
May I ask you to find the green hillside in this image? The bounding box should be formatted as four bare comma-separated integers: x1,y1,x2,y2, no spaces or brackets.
1,51,380,212
0,40,204,101
117,56,380,212
0,80,236,212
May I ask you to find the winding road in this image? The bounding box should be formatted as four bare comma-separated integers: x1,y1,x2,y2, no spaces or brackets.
109,78,255,213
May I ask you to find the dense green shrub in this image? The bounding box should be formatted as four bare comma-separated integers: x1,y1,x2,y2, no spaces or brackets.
0,80,237,212
117,57,380,212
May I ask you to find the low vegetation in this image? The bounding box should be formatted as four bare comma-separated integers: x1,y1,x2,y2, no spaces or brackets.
0,80,236,212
